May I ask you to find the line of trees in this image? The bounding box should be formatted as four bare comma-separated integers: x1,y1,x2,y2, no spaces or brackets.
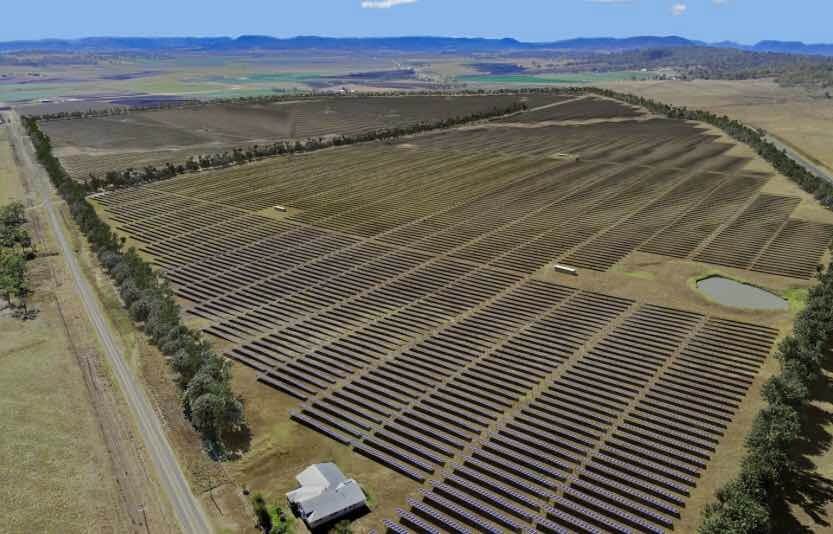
27,87,557,122
24,117,245,451
19,94,534,451
0,201,32,317
592,87,833,533
699,265,833,533
81,101,528,191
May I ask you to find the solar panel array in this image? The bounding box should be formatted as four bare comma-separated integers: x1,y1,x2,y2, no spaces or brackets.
49,93,571,179
496,96,644,123
380,308,777,533
694,194,833,279
95,105,830,282
87,96,817,532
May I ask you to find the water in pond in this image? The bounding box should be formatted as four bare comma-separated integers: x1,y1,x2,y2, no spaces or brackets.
696,276,788,311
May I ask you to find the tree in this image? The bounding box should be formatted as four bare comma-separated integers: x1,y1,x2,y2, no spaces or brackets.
185,356,244,440
0,250,27,307
128,295,153,322
159,324,191,355
171,337,213,387
269,506,292,534
119,278,141,307
251,493,273,532
0,202,25,227
700,481,769,534
189,388,244,440
0,224,30,251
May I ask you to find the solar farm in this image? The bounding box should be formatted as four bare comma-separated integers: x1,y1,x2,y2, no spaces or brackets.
88,95,833,533
40,94,566,180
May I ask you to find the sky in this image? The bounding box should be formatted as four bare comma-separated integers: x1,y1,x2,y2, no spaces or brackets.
2,0,832,44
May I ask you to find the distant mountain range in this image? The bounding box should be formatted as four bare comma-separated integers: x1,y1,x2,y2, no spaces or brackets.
1,35,832,57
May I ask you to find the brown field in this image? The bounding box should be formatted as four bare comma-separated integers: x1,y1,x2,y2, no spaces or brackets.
88,94,833,533
600,79,833,175
42,94,566,180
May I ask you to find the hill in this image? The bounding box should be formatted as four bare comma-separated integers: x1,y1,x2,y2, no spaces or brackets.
0,35,830,56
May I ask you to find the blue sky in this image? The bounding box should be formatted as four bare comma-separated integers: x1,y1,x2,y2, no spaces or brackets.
3,0,831,44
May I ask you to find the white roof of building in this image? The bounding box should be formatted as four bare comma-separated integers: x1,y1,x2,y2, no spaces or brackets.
286,464,367,528
287,463,347,505
302,479,366,527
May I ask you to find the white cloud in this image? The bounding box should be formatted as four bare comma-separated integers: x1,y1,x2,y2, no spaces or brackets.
671,2,687,16
361,0,417,8
712,0,730,4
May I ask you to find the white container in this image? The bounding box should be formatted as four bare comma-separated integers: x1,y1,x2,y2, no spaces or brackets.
554,264,578,276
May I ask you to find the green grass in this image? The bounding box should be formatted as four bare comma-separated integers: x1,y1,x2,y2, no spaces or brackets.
196,87,303,100
457,71,651,85
268,504,296,533
783,287,809,313
0,71,316,104
0,83,91,103
207,72,323,83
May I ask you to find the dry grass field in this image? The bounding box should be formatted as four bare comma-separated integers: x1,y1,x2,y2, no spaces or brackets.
0,127,22,202
0,127,130,534
41,94,565,180
0,280,127,534
88,94,833,533
601,79,833,175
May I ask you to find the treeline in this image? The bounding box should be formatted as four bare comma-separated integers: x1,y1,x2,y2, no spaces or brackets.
0,201,32,316
81,101,528,191
28,88,547,122
593,87,833,532
584,87,833,208
24,117,244,451
700,265,833,532
539,47,833,88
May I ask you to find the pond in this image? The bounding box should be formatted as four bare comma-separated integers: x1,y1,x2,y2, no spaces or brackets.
696,276,788,311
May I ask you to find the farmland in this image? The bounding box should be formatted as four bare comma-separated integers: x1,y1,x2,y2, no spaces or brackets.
40,94,566,179
82,93,833,532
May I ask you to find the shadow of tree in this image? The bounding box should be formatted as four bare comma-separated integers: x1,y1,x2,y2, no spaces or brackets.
220,423,253,461
772,361,833,531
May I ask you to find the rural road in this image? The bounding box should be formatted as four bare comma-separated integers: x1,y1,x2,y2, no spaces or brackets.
765,134,833,186
3,110,213,534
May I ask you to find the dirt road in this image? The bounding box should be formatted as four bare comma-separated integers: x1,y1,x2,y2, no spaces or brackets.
3,110,213,534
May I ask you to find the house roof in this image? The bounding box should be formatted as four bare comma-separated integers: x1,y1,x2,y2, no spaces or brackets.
301,479,366,526
289,463,347,503
287,464,367,528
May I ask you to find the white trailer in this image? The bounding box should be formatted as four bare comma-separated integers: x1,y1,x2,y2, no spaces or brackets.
554,264,578,276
